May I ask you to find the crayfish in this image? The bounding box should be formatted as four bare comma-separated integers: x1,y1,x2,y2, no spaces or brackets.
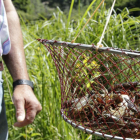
65,82,140,138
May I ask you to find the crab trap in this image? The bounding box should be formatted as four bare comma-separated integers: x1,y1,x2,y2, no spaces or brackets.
38,39,140,140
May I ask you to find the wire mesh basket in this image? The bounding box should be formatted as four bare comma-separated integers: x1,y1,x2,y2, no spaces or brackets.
38,39,140,140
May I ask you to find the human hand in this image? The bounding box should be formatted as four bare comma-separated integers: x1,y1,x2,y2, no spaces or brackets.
12,85,42,127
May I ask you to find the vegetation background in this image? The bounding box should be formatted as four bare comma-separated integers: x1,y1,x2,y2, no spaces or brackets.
3,0,140,140
12,0,140,21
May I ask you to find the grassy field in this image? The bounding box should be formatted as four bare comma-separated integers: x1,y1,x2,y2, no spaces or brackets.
3,0,140,139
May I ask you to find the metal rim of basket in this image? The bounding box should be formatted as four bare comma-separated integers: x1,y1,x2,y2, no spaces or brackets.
61,109,140,140
38,39,140,58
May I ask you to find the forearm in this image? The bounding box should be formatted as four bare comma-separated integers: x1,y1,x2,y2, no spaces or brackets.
2,0,42,127
3,0,29,81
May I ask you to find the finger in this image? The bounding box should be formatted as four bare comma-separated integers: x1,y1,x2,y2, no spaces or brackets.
14,118,32,127
36,104,42,115
14,99,25,122
14,109,36,127
36,110,41,115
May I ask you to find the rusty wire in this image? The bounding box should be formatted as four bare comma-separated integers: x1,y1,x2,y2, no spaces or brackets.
38,39,140,140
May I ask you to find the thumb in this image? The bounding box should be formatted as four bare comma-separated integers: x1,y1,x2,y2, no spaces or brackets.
14,99,25,122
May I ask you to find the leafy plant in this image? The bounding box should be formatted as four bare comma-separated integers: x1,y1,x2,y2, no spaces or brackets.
74,55,100,93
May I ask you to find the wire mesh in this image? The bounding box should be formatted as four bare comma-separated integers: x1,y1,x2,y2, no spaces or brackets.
38,39,140,140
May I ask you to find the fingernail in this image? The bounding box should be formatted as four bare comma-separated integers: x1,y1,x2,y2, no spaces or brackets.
17,116,24,122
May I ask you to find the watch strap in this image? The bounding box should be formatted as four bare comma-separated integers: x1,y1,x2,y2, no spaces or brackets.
13,79,34,90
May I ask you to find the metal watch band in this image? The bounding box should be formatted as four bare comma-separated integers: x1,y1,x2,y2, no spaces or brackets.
13,79,34,90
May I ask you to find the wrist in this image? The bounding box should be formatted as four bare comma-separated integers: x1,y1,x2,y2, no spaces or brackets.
13,79,34,91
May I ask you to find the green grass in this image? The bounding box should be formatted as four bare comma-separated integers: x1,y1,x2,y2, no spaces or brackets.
3,0,140,139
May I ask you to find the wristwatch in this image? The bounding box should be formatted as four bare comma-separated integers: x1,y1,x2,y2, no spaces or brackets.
13,79,34,90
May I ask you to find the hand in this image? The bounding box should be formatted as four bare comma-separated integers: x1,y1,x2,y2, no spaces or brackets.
12,85,42,127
